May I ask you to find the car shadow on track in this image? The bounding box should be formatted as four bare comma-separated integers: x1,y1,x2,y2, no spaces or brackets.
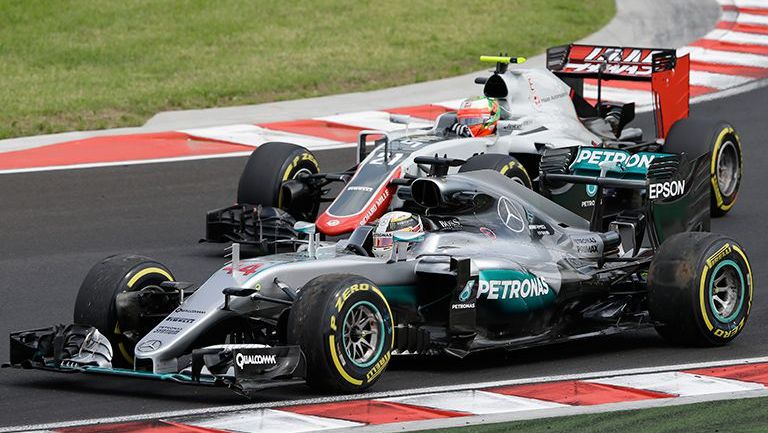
386,330,691,375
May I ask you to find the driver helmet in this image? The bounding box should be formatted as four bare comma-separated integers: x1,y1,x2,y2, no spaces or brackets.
456,96,500,137
372,211,423,258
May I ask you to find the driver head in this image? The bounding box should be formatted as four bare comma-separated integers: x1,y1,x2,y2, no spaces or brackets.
372,211,423,258
456,96,499,137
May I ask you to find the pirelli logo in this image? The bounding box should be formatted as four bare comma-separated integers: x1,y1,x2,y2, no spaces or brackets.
707,244,731,267
366,351,390,383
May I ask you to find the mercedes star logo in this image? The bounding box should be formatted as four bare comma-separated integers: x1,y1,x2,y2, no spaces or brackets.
137,339,162,352
497,196,525,233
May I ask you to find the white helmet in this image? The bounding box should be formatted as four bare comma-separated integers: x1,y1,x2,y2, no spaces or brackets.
372,211,423,258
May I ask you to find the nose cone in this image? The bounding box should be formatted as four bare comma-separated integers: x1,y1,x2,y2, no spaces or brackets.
316,211,360,236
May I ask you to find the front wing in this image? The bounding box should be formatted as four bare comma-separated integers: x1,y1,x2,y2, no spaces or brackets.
4,325,307,398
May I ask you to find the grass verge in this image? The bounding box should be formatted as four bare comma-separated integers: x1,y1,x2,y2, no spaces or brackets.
0,0,614,139
422,396,768,433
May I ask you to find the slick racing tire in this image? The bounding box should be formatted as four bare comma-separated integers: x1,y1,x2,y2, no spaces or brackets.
74,254,175,366
459,153,532,189
288,274,394,393
664,119,742,217
237,142,321,222
648,232,752,346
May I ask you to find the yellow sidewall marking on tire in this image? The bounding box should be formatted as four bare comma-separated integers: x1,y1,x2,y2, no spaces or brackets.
279,153,319,208
328,282,392,385
329,334,362,386
282,156,299,182
710,127,737,210
700,244,751,334
733,245,753,314
127,267,173,289
499,161,531,186
304,153,319,170
699,263,714,331
278,156,298,208
521,166,531,186
371,286,395,350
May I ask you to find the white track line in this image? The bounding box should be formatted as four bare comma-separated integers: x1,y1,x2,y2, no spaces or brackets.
433,99,465,110
316,111,432,131
681,46,768,68
721,11,768,25
691,70,753,88
724,0,768,9
382,390,564,414
3,356,768,433
178,409,362,433
703,28,768,46
180,124,339,148
588,371,764,396
0,151,254,175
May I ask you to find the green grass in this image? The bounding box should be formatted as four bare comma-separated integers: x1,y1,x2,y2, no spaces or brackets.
0,0,614,139
423,396,768,433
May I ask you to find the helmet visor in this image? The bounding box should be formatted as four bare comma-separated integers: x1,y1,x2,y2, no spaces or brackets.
373,235,393,249
458,116,487,127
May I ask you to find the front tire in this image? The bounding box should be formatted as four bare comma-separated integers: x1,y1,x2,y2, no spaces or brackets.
237,142,321,222
288,274,394,393
648,232,752,346
664,119,742,217
459,153,532,189
73,254,175,366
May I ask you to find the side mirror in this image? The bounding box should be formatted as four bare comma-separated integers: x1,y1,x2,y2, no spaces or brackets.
392,231,425,243
388,231,425,262
293,221,316,235
294,222,319,258
389,114,414,138
389,114,413,125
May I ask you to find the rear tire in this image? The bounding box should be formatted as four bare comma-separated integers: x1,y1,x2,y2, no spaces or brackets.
237,142,321,222
74,254,175,366
664,119,742,217
648,232,752,346
287,274,394,393
459,153,532,189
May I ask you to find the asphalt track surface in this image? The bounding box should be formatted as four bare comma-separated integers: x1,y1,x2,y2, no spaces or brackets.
0,86,766,427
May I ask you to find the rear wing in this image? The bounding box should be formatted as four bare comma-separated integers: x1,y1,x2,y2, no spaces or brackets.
546,44,690,138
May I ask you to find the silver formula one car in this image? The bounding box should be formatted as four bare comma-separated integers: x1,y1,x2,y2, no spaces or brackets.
203,44,743,253
7,149,753,396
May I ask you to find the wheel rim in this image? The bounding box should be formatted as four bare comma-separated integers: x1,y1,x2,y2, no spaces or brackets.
511,176,526,186
716,140,739,197
293,168,313,180
342,301,384,368
708,259,745,323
